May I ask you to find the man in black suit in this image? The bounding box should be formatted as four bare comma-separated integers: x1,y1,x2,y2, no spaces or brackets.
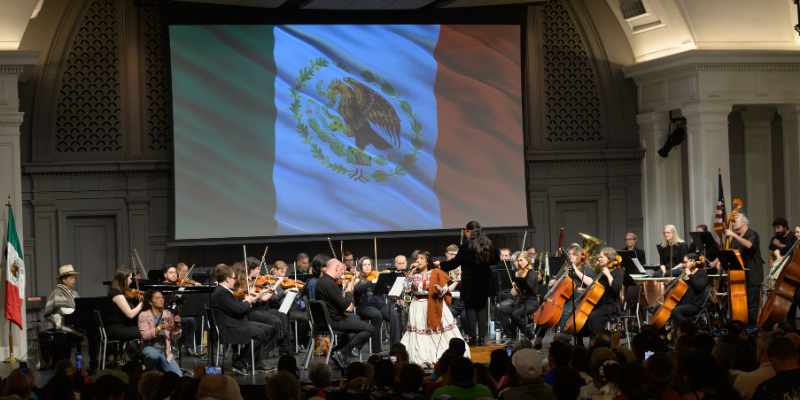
315,258,374,369
211,264,278,375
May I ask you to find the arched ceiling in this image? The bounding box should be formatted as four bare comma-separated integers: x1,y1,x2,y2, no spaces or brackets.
605,0,800,63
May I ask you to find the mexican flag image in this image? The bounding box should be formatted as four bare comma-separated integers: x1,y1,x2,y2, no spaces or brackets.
4,204,24,329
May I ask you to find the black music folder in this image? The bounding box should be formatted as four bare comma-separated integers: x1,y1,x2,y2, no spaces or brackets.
373,272,404,296
716,250,744,271
690,231,720,261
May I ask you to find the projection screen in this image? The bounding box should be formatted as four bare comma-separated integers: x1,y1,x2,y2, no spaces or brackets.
170,24,527,241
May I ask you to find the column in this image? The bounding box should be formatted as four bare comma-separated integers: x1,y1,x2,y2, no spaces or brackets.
740,108,776,262
638,112,683,264
0,51,39,358
777,104,800,226
682,103,733,236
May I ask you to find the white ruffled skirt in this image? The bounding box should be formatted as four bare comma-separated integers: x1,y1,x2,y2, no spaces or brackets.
400,297,470,365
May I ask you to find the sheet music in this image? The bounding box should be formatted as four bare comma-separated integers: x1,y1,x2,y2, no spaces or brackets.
388,277,406,297
278,291,297,314
632,259,646,274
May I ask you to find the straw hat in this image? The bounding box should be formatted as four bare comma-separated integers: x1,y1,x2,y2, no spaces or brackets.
57,264,79,278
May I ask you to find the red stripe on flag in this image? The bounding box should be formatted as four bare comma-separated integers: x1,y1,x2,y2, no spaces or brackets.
5,281,22,329
432,25,526,228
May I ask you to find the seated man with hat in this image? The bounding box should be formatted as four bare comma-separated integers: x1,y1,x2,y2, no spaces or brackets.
44,264,98,370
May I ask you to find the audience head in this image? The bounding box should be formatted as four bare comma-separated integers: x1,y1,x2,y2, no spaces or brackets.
675,334,692,351
90,375,126,400
774,320,795,333
346,362,367,380
367,354,381,366
44,376,75,400
277,354,299,378
592,330,612,348
512,348,543,383
785,332,800,349
549,340,572,368
266,371,301,400
197,374,228,400
373,359,397,388
614,361,658,400
644,353,675,391
362,362,374,380
512,339,533,351
5,369,30,400
390,342,410,364
156,372,179,400
768,337,800,372
435,351,458,380
678,319,698,337
448,338,467,357
757,330,784,361
54,359,72,377
687,334,716,354
552,367,582,400
489,349,509,381
449,357,476,385
681,349,739,398
398,364,425,394
308,362,333,388
138,371,163,400
223,376,243,400
570,346,591,375
711,342,736,373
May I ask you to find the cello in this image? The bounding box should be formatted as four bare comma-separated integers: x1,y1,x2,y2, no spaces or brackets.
563,255,621,336
726,199,749,324
757,238,800,328
533,233,604,331
650,256,705,329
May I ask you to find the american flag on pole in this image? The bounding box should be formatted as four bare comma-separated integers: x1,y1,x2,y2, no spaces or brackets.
713,170,727,246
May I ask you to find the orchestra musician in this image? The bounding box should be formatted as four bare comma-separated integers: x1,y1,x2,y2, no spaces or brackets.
343,251,356,273
444,244,468,341
306,254,330,301
296,253,311,274
768,218,797,265
620,232,646,264
392,254,410,327
400,250,469,368
45,264,98,370
315,258,374,369
723,213,764,324
162,264,200,356
497,251,539,344
241,259,291,357
138,290,182,375
107,267,144,344
267,260,310,352
211,264,278,375
353,257,402,352
688,225,708,254
658,253,708,330
435,221,499,346
532,243,594,349
176,263,201,286
653,225,689,278
574,247,624,341
499,248,512,261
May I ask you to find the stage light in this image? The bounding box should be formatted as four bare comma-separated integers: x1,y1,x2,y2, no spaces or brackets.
657,113,687,158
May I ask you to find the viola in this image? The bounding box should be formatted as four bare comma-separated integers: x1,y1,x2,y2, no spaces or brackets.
124,288,144,301
564,256,622,336
726,199,749,324
650,256,704,329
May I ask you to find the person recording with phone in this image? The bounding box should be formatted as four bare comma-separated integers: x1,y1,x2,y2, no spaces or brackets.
138,289,182,376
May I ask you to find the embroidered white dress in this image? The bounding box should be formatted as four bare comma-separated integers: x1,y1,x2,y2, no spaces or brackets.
399,271,470,365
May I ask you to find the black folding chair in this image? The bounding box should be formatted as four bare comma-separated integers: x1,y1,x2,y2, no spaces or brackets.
205,306,254,375
302,300,361,369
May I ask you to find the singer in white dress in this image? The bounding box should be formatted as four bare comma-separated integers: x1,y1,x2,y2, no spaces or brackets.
400,250,469,368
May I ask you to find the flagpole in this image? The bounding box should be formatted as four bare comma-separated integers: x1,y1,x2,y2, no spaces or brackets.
3,195,19,363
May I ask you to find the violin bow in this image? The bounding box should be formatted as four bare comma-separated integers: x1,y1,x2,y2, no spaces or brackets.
340,241,344,263
244,245,252,296
374,237,378,275
294,261,298,291
133,249,149,280
328,237,337,259
259,246,269,276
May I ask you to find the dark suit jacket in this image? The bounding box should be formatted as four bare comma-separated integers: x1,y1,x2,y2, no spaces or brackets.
211,285,252,345
438,243,499,308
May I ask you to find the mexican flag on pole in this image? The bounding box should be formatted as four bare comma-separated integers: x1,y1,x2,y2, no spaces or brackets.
4,204,24,329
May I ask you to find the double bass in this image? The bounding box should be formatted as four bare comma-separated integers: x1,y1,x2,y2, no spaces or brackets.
726,199,749,324
563,255,621,336
757,237,800,328
532,233,604,331
650,256,705,329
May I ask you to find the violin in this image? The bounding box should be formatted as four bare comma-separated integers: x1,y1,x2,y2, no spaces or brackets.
564,256,622,335
124,288,144,301
726,199,749,324
280,278,305,290
255,274,278,286
363,270,380,281
650,256,704,329
518,264,534,279
175,277,197,286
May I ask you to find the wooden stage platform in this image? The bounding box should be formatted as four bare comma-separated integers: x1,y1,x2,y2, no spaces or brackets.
469,344,505,363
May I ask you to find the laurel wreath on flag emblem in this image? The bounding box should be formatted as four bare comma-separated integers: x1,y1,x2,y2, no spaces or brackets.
289,58,423,183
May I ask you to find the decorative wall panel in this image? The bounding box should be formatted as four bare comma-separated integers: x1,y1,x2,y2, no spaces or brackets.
140,6,172,153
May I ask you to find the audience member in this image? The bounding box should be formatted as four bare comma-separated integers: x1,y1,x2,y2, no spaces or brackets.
570,346,593,388
223,376,243,400
5,369,31,400
498,349,553,400
687,334,716,354
340,362,368,389
447,338,467,358
396,364,426,396
545,341,573,385
735,331,781,400
674,334,692,351
367,354,381,366
552,367,581,400
473,363,498,398
308,362,335,398
138,371,163,400
489,348,509,382
197,374,227,400
277,354,299,378
711,342,738,384
430,357,493,400
512,339,533,352
751,337,800,400
613,361,658,400
579,347,619,400
89,375,126,400
390,342,410,364
678,319,698,338
643,353,679,400
266,371,301,400
43,376,74,400
426,352,457,396
592,330,612,348
681,349,742,400
358,359,396,394
170,377,190,400
156,372,179,400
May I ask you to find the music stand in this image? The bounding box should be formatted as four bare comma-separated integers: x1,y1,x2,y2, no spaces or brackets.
372,273,403,297
620,256,646,276
547,256,566,277
717,250,744,272
690,231,720,264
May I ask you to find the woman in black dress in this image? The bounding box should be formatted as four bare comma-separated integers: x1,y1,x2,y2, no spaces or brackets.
107,266,144,341
435,220,499,346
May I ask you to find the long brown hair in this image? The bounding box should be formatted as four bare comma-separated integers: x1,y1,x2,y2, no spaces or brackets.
110,266,132,292
466,221,495,263
600,247,621,269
